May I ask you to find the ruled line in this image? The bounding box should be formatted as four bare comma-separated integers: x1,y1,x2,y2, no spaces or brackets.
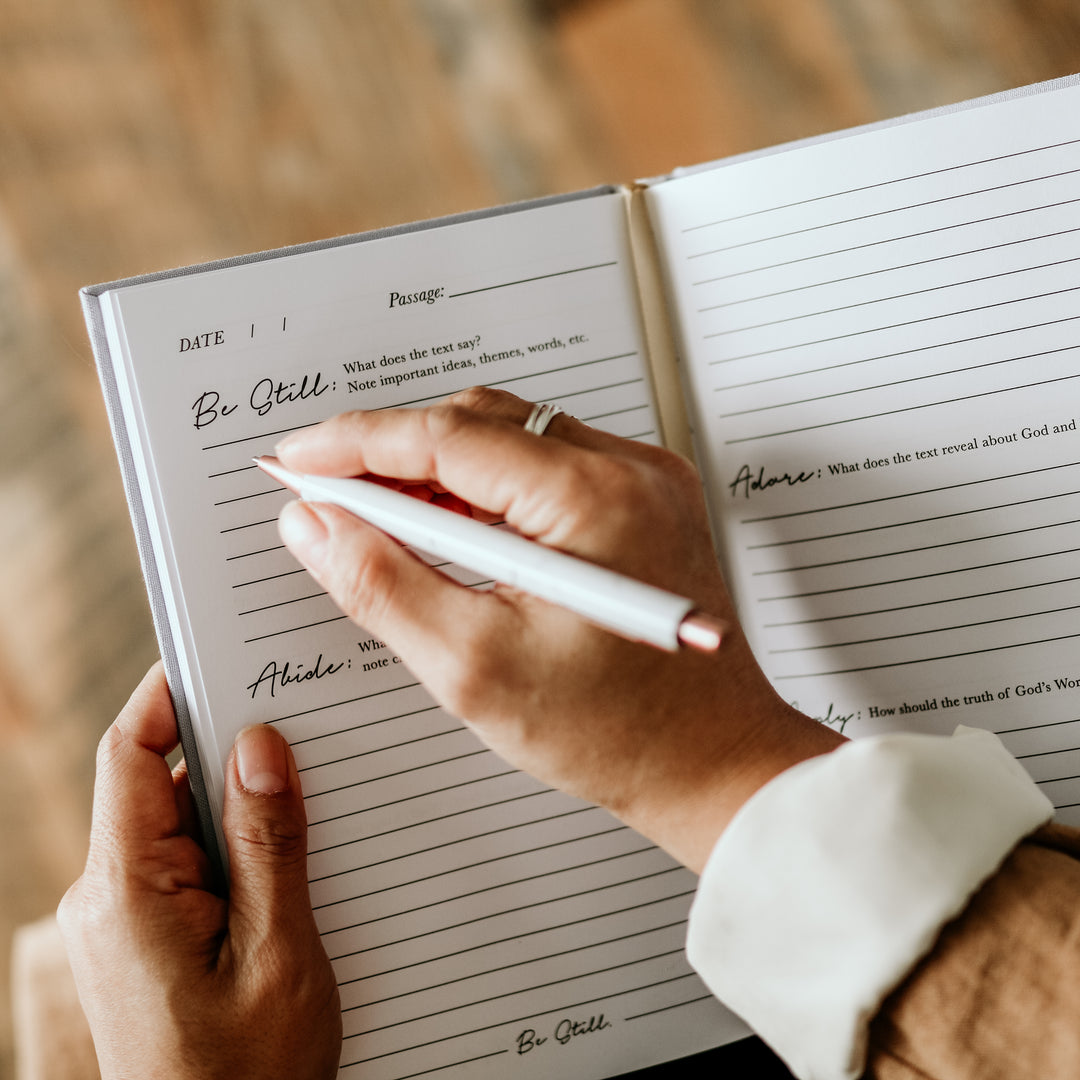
355,948,686,1038
753,516,1080,576
207,463,259,478
551,377,643,402
309,805,599,885
298,725,464,774
719,343,1080,421
271,680,424,725
725,367,1080,445
233,567,307,588
687,166,1080,260
326,847,657,942
330,873,684,976
995,717,1080,736
338,1048,509,1077
291,703,440,746
1014,746,1080,761
447,261,617,298
768,602,1080,655
624,993,715,1021
331,867,685,963
308,781,540,837
489,352,636,388
701,254,1080,334
243,614,349,642
698,227,1080,314
304,748,494,804
339,973,698,1064
226,543,285,560
711,270,1080,343
748,489,1080,549
757,546,1080,603
714,317,1080,385
238,591,328,616
313,824,628,914
344,915,679,1012
682,138,1080,233
692,200,1080,287
221,516,278,534
773,629,1080,679
763,575,1080,628
588,403,649,421
202,423,309,451
213,486,282,506
707,284,1080,358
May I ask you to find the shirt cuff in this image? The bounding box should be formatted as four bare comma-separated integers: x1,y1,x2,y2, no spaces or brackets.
685,725,1053,1080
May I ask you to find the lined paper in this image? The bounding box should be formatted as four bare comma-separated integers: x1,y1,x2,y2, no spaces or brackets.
648,80,1080,826
96,192,741,1079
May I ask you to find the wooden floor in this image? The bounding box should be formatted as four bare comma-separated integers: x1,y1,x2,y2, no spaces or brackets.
1,0,1077,1073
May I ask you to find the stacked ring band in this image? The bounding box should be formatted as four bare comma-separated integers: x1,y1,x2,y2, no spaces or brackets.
523,402,563,436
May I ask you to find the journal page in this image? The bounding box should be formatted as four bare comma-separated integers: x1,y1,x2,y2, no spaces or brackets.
648,80,1080,826
93,191,743,1079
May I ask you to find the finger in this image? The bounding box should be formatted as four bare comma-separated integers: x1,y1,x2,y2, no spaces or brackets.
274,397,652,552
88,663,188,860
275,387,659,478
278,499,504,664
171,759,202,843
222,725,319,947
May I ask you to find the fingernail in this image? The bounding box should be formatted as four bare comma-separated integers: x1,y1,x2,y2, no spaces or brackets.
235,725,290,795
273,428,309,458
279,500,329,570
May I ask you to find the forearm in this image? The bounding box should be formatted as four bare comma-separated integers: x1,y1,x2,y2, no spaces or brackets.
868,822,1080,1080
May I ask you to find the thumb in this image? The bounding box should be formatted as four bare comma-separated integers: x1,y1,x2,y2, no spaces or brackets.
223,724,317,947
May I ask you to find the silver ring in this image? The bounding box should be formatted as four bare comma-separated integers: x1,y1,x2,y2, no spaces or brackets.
523,402,563,437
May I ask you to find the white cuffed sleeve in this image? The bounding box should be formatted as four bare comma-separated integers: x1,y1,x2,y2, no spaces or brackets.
686,725,1053,1080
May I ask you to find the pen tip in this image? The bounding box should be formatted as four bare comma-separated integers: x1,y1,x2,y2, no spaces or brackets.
677,612,726,653
254,455,302,496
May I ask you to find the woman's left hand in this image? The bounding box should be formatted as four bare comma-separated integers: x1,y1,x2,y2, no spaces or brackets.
58,664,342,1080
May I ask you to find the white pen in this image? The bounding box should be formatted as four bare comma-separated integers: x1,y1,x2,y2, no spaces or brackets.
255,456,725,653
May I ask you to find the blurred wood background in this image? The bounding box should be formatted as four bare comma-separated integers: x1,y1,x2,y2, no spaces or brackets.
1,0,1078,1074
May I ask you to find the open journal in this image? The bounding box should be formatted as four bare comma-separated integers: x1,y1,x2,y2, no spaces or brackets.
83,73,1080,1079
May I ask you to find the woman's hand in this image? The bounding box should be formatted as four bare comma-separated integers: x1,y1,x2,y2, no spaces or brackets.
274,388,843,871
58,664,342,1080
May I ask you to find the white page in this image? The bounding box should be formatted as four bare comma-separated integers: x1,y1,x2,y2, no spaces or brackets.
648,81,1080,827
96,192,743,1079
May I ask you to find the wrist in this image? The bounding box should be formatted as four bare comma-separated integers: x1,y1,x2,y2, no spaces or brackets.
608,641,847,873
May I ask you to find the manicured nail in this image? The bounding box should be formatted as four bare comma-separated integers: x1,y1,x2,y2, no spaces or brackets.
235,725,290,795
278,500,329,570
273,428,308,457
